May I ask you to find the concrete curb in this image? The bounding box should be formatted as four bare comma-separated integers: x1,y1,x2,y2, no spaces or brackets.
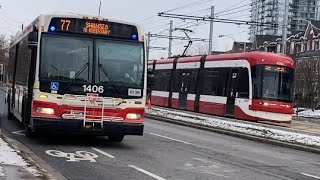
0,131,68,180
145,114,320,154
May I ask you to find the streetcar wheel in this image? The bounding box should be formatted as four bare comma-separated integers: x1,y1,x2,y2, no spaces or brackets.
108,136,124,142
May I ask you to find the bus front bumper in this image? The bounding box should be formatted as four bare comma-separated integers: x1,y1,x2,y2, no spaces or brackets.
30,117,144,136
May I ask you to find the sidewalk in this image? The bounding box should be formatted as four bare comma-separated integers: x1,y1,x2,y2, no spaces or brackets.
0,88,43,179
0,135,42,179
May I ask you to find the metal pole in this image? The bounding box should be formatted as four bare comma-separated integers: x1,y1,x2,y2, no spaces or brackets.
282,0,289,54
98,1,102,16
147,32,151,60
168,20,173,58
244,42,246,52
208,6,214,55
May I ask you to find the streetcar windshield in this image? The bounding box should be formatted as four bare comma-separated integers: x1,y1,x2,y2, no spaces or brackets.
252,65,294,102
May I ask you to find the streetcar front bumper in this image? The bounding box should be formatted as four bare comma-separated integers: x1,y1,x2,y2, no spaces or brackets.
30,117,144,136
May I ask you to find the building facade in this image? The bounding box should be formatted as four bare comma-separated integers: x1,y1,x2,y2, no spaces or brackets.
250,0,320,42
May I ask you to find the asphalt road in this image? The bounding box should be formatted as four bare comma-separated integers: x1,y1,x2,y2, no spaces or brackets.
2,116,320,180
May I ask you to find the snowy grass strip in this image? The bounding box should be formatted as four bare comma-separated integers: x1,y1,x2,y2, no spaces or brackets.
146,108,320,148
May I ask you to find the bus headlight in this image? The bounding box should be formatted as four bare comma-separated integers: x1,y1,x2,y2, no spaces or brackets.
126,113,141,120
36,107,55,115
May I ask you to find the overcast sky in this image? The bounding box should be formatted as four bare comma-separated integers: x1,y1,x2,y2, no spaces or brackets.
0,0,251,59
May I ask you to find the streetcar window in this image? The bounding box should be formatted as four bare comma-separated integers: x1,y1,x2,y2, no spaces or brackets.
237,68,249,98
153,69,171,91
202,68,230,97
251,65,293,102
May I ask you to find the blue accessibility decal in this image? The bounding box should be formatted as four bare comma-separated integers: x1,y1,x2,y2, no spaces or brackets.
50,82,59,91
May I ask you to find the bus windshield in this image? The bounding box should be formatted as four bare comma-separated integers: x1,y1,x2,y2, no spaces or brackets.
40,34,92,83
40,33,144,97
251,65,294,102
96,39,144,88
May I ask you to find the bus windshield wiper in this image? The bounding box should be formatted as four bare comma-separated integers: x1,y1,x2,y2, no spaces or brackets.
98,48,121,95
65,63,89,90
98,63,122,95
65,46,90,90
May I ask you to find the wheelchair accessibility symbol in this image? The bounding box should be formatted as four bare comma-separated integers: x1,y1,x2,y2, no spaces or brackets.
46,150,98,162
50,82,59,91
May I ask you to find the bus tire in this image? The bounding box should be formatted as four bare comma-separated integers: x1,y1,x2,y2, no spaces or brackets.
7,95,14,120
22,96,34,137
25,125,34,138
108,135,124,142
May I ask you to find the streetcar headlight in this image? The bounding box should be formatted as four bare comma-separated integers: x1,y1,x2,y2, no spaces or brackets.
263,102,269,106
126,113,141,120
36,107,54,115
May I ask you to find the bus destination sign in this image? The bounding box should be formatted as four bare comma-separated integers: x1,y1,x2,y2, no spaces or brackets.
48,18,138,40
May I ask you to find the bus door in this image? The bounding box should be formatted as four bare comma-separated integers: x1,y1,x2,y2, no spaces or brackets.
179,71,191,110
226,68,239,116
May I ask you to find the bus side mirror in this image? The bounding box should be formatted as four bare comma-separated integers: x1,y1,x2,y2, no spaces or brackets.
28,31,38,48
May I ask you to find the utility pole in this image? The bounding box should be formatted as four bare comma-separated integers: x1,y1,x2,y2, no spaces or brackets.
168,20,173,58
147,32,151,60
208,6,214,55
98,1,102,16
282,0,289,54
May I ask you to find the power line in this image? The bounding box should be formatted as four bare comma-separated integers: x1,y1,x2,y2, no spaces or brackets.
150,34,209,42
216,7,251,17
158,12,279,27
0,6,23,24
163,0,212,13
215,0,251,15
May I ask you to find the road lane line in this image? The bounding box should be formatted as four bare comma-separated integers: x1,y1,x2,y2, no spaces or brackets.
91,147,115,159
128,165,166,180
12,130,25,136
149,133,192,145
301,173,320,179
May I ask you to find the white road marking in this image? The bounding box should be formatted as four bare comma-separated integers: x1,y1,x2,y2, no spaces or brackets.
149,133,192,145
128,165,166,180
91,147,115,159
46,150,98,162
301,173,320,179
12,130,25,136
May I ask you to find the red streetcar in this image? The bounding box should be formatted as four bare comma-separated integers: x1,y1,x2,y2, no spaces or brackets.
148,52,294,123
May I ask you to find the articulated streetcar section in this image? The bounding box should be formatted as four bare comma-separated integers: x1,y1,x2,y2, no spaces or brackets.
147,52,320,152
148,52,294,123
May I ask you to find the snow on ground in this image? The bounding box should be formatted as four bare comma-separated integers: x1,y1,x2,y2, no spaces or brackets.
294,109,320,118
0,167,5,178
146,107,320,148
0,137,41,177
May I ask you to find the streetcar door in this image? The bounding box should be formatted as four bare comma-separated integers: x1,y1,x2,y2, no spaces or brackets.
179,71,191,110
226,69,239,116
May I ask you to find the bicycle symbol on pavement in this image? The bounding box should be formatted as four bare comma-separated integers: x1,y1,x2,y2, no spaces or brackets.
45,150,98,162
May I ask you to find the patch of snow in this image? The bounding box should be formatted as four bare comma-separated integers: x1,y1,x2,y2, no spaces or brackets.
294,109,320,119
0,166,6,178
0,138,41,177
146,108,320,148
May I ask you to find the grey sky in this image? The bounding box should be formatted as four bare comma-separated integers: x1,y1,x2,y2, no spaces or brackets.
0,0,251,59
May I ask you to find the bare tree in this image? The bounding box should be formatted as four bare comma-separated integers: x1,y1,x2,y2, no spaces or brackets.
188,42,209,56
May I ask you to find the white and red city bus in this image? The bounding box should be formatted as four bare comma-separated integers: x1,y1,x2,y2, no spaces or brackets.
7,13,147,141
148,52,294,123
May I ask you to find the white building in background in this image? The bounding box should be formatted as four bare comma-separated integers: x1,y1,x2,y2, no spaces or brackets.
249,0,320,42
